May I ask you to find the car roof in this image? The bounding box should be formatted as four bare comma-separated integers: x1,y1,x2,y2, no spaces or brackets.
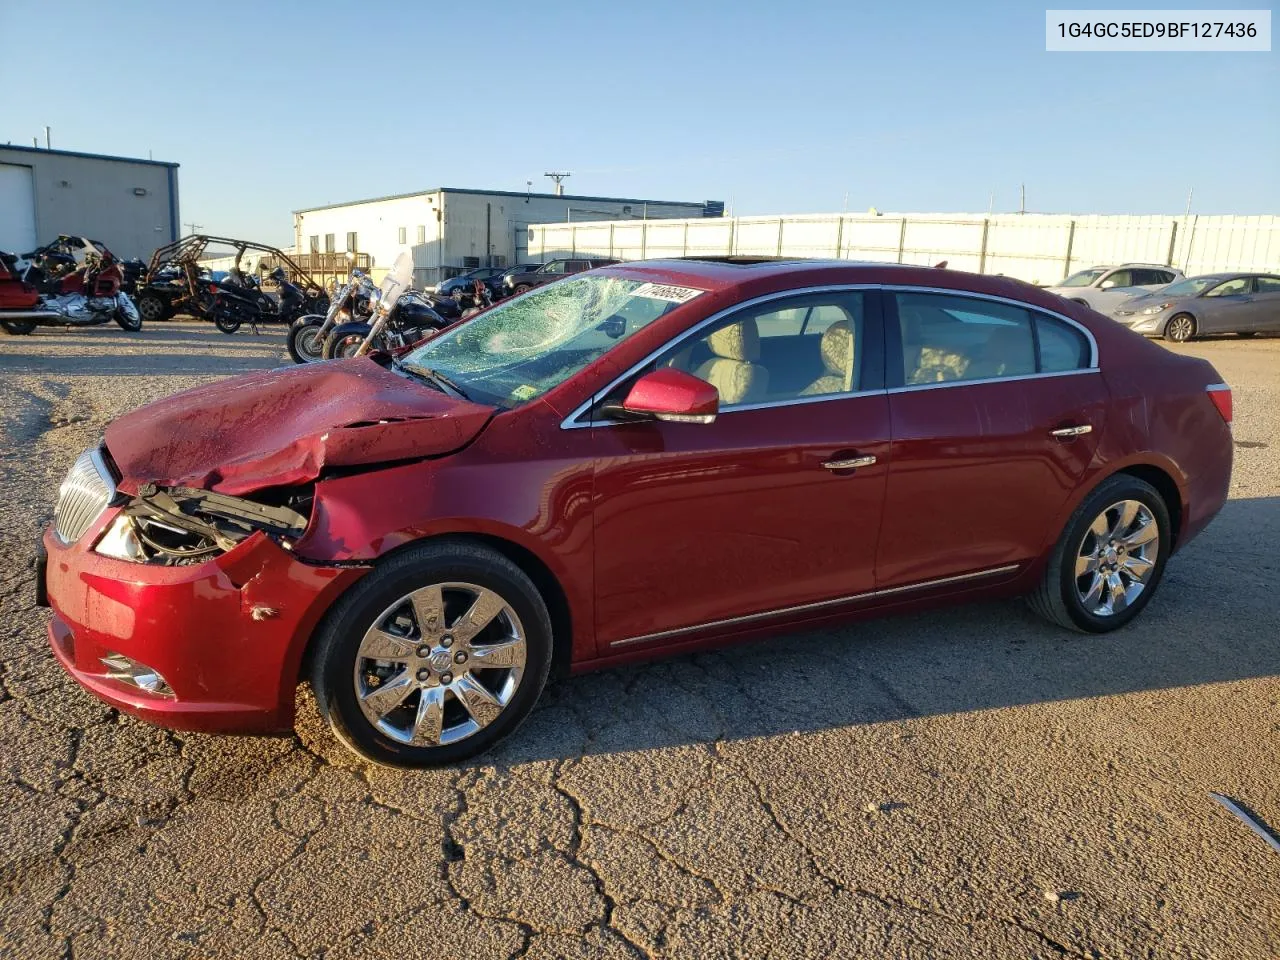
1183,272,1279,282
1083,263,1179,270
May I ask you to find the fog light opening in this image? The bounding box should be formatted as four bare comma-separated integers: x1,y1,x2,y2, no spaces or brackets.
100,653,174,697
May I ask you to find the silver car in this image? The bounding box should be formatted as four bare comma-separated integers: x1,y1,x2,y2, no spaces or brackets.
1045,263,1183,314
1112,273,1280,341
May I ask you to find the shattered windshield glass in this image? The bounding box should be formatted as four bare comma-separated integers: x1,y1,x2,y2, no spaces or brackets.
401,275,695,408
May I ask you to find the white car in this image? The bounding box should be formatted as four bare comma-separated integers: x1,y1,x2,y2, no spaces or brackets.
1045,264,1184,315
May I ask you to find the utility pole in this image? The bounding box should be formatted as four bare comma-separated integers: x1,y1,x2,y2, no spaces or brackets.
183,222,203,235
1019,183,1026,215
544,171,571,196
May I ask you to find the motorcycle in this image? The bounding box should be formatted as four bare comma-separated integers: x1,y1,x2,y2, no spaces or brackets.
286,268,378,363
209,266,323,334
322,253,450,359
0,238,141,335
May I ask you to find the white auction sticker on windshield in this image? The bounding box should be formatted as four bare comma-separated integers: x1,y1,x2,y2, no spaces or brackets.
630,283,705,304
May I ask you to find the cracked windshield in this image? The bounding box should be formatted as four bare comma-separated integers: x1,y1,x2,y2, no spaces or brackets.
402,275,690,407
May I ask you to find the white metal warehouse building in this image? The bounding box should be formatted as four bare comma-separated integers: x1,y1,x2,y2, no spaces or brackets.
0,145,180,259
293,188,722,287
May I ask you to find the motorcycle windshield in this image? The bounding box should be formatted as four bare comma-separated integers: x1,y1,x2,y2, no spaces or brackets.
376,252,415,312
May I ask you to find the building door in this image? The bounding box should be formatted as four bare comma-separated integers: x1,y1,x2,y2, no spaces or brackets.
0,164,37,254
513,221,531,265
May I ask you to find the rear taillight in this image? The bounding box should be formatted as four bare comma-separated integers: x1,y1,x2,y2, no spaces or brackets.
1206,383,1232,424
209,284,219,294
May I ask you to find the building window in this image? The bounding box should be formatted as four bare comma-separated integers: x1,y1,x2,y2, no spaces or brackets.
347,232,358,253
309,235,319,254
324,234,335,253
398,226,407,244
417,225,426,244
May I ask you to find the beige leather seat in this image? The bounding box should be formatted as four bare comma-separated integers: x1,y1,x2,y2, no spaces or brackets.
693,319,768,405
801,321,856,395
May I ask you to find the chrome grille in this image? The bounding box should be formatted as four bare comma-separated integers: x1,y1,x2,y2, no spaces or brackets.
54,448,115,544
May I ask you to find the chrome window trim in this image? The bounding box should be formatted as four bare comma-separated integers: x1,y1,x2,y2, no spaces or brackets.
560,283,883,430
608,563,1022,648
887,368,1100,394
884,284,1100,369
559,282,1101,430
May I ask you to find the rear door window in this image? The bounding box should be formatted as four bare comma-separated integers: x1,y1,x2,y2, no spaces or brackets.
895,292,1036,385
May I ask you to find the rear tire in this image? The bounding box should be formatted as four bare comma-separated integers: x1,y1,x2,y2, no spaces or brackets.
310,540,553,767
214,315,241,334
1027,474,1171,633
1,319,37,335
1164,313,1196,342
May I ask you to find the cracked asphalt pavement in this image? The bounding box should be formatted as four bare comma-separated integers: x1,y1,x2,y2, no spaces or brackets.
1,322,1277,959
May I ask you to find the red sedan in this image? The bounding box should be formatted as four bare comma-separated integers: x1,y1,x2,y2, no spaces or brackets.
39,259,1233,766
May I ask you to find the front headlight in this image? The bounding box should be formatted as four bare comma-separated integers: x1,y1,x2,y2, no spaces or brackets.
94,513,146,561
1141,302,1172,315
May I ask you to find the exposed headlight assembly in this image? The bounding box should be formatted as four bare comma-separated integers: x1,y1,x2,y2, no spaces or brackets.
94,484,310,565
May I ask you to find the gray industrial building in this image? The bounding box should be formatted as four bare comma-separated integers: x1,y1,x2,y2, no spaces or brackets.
293,187,723,286
0,145,179,259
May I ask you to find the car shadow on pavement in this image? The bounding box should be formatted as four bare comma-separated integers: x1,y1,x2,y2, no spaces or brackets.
483,494,1280,766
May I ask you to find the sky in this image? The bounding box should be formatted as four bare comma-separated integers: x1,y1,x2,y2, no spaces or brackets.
2,0,1276,246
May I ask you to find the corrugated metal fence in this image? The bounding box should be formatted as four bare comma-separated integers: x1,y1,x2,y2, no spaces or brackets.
529,213,1280,285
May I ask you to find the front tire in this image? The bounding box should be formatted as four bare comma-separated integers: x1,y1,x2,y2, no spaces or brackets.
136,291,167,323
1,319,37,335
310,540,553,767
1027,474,1170,633
513,283,531,295
287,315,326,363
323,320,372,359
214,315,241,334
114,295,142,331
1164,313,1196,343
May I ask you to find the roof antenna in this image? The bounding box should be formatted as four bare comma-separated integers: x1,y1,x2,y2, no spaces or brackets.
544,171,571,197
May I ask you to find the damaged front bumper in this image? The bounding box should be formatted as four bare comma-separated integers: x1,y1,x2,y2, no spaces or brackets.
41,514,367,733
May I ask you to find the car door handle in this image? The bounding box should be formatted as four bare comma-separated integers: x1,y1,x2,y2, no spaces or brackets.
1051,425,1093,438
822,455,877,470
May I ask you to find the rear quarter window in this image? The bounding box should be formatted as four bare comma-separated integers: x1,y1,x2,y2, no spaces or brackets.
1036,314,1091,372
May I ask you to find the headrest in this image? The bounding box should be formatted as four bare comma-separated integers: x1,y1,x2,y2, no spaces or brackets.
705,319,760,362
819,321,855,376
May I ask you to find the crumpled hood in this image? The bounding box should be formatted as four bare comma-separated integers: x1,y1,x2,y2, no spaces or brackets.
105,358,495,495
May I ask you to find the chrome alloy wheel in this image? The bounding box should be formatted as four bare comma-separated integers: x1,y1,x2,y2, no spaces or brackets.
353,582,526,746
1074,500,1160,617
1166,315,1195,342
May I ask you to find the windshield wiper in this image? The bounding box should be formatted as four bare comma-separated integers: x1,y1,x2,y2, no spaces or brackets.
395,360,470,400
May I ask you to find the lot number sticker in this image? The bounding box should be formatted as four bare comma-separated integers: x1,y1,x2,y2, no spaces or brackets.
630,283,705,304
